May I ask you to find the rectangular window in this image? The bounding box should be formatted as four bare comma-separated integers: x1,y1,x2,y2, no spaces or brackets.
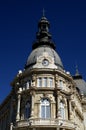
59,80,63,89
37,77,53,88
38,78,42,87
26,82,29,89
49,78,53,87
43,77,47,87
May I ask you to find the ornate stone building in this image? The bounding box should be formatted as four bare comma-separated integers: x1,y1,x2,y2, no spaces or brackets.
0,15,86,130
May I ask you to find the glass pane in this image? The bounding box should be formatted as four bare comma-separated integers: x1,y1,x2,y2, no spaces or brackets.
60,108,65,119
41,99,50,119
46,106,50,118
59,80,63,89
49,78,53,87
43,77,47,87
60,102,65,119
26,82,29,89
25,102,30,119
38,78,42,87
60,102,64,108
41,106,45,118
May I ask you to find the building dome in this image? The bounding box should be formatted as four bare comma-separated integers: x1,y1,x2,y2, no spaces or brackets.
73,70,86,95
25,46,63,69
25,15,64,70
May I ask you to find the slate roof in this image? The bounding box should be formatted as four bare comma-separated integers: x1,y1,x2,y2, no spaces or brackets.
25,46,63,70
73,75,86,95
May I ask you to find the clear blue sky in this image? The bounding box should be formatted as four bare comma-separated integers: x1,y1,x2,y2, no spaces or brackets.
0,0,86,103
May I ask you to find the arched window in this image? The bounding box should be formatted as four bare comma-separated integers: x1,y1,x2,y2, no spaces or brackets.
60,101,65,119
40,98,50,119
25,101,30,119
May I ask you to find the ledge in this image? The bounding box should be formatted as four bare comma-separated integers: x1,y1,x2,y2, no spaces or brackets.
13,118,76,129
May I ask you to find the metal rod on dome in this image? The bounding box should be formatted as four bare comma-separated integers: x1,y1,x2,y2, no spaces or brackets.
43,8,45,17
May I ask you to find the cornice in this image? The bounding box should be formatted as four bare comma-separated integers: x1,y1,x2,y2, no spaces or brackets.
11,68,73,87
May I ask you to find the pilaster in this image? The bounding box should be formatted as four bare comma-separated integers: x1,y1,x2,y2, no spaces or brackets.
57,92,61,119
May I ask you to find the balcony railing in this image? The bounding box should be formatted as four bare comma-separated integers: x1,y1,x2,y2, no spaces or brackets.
15,118,77,129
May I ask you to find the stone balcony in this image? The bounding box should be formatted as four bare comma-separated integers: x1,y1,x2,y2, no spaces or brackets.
14,118,77,129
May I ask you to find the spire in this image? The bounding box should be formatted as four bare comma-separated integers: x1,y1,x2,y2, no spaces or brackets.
75,65,79,76
73,64,82,79
42,8,45,17
32,14,56,50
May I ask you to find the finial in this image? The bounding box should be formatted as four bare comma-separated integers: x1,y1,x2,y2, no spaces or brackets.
42,8,45,17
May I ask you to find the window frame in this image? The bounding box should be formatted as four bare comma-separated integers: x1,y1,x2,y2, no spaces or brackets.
37,76,54,88
43,77,47,87
37,77,42,87
59,80,63,89
49,77,53,87
25,101,31,119
40,98,51,119
60,101,65,119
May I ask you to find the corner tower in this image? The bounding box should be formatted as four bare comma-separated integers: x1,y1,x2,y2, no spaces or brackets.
10,15,84,130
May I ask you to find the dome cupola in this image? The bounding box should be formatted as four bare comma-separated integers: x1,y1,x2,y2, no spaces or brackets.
32,14,55,50
25,14,64,70
73,67,86,95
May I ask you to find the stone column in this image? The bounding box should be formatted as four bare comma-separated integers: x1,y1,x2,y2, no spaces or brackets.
30,91,35,118
16,93,21,121
10,123,13,130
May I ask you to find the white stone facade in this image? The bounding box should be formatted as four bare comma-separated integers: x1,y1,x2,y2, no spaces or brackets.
0,15,86,130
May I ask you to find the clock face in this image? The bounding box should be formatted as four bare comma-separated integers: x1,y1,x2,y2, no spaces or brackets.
42,59,49,66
